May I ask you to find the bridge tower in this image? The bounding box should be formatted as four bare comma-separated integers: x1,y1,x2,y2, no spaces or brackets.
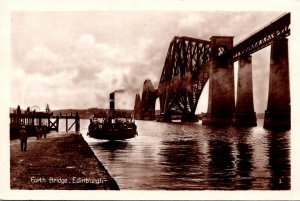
233,54,257,126
202,36,235,125
264,38,290,129
157,36,211,122
140,79,157,120
133,94,142,120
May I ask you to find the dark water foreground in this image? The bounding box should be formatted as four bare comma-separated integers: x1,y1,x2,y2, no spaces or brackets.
10,132,119,190
82,119,290,190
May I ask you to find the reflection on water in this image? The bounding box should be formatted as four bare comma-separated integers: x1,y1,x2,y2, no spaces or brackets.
267,130,290,190
159,140,204,190
236,130,254,190
94,141,130,153
81,119,290,190
208,135,235,190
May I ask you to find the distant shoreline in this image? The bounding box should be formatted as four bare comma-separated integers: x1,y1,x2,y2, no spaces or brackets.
51,108,265,120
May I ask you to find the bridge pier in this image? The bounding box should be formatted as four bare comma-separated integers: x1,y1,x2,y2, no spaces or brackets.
181,114,198,122
264,38,290,129
202,36,235,125
156,114,172,122
233,55,257,126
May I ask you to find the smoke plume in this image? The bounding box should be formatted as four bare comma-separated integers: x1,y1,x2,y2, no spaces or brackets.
114,89,125,93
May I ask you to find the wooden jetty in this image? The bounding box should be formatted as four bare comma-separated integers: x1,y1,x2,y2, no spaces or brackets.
10,106,80,139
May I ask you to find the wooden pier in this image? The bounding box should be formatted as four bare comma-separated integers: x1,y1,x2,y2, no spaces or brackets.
10,107,80,139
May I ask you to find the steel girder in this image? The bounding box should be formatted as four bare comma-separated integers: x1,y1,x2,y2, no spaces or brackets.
158,36,211,116
228,12,290,62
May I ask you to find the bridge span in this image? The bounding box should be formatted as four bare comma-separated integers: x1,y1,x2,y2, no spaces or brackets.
134,13,290,129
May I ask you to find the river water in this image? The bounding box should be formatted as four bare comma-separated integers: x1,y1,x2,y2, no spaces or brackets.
78,119,290,190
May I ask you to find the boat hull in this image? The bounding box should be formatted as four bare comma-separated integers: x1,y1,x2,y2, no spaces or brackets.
88,127,137,141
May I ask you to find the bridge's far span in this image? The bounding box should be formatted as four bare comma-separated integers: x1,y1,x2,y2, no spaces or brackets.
157,36,211,122
135,80,158,120
134,12,290,129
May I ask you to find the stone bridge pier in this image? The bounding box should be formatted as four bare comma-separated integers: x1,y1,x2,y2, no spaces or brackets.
233,54,257,126
202,36,235,125
264,38,290,129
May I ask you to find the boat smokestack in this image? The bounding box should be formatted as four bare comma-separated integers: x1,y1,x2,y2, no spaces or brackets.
109,89,124,111
109,92,115,111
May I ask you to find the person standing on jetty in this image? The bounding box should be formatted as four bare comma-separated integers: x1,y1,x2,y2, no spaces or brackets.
19,126,28,151
43,126,47,138
35,127,41,140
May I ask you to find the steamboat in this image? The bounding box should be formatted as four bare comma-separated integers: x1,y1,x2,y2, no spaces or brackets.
87,91,138,140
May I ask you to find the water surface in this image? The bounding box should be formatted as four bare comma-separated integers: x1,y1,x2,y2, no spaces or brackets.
79,119,290,190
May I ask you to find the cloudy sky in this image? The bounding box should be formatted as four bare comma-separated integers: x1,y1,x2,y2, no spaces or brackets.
10,11,284,112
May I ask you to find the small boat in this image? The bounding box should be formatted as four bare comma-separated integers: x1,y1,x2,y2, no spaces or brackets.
87,91,138,140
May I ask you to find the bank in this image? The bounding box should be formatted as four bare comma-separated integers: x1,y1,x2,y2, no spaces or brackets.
10,132,119,190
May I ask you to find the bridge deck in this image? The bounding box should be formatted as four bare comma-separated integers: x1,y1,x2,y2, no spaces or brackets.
228,12,290,61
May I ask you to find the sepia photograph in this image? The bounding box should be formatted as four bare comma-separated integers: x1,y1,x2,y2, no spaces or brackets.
1,0,300,200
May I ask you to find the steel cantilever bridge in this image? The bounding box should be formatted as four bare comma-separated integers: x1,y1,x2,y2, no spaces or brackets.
134,12,291,128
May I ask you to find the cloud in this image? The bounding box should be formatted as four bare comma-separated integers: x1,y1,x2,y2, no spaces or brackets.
117,36,169,94
71,34,121,83
78,33,95,45
23,45,63,75
178,13,206,30
21,33,123,84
